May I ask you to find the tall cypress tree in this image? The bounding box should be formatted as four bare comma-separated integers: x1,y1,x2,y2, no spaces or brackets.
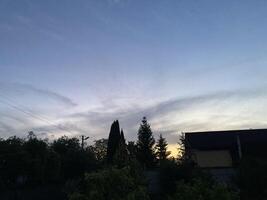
114,129,129,167
120,129,126,145
107,120,121,164
155,134,170,163
137,117,156,168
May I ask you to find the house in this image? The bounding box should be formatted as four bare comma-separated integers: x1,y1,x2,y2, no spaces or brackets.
184,129,267,182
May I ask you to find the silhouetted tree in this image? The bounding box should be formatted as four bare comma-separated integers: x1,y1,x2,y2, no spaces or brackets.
120,129,126,144
91,138,108,162
155,134,170,164
113,129,129,167
107,120,121,164
178,133,194,164
107,120,127,164
158,135,196,197
51,136,96,180
24,132,49,184
0,132,99,198
68,167,150,200
168,176,238,200
136,117,156,169
0,133,63,188
0,136,29,188
51,136,80,154
44,149,61,182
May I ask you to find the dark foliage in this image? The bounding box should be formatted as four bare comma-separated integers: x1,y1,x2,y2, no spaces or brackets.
155,134,170,164
136,117,156,169
107,120,128,166
113,129,129,167
0,132,98,192
1,120,265,200
51,136,97,180
67,167,150,200
106,120,121,164
90,138,108,163
0,133,62,188
168,175,238,200
159,159,195,196
127,141,137,159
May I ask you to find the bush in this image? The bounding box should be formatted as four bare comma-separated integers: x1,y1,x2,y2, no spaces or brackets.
168,176,238,200
159,159,195,195
67,167,150,200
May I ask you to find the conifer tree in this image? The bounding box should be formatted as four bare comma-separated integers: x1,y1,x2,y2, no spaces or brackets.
136,117,156,168
120,129,126,145
155,134,170,163
107,120,121,164
114,129,129,167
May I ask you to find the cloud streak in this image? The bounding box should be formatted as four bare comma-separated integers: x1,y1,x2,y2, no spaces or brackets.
0,82,77,107
65,87,267,143
1,86,266,148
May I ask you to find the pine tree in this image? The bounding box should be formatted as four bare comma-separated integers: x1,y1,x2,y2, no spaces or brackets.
107,120,121,164
136,117,156,168
178,132,193,163
155,134,170,163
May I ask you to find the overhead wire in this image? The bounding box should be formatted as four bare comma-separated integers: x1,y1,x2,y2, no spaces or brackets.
0,92,78,136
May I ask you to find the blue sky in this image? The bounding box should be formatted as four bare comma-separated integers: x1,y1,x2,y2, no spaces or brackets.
0,0,267,152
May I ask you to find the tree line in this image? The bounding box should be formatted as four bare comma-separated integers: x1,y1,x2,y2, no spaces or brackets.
106,117,171,169
0,117,171,199
0,116,265,200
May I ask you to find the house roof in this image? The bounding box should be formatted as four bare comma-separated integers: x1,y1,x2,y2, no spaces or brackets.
185,129,267,151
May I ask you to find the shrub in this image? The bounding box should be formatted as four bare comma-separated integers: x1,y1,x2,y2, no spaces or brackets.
67,167,150,200
168,176,238,200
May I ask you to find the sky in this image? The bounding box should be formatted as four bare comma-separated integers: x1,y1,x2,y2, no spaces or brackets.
0,0,267,154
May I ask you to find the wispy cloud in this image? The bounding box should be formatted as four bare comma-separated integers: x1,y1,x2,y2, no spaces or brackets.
65,87,267,143
0,82,77,107
0,121,16,137
0,85,266,147
0,82,77,138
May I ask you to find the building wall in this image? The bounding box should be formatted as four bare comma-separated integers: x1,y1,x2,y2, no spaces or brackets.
192,150,233,168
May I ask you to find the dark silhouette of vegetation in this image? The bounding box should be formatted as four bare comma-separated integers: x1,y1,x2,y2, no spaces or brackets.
178,132,193,163
136,117,156,169
0,132,63,188
0,132,98,200
107,120,122,164
168,175,238,200
155,134,171,164
157,134,196,197
127,141,137,159
106,120,128,167
1,117,266,200
113,129,129,167
68,167,150,200
90,138,108,163
51,136,97,180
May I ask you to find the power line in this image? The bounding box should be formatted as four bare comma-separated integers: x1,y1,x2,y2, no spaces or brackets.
0,92,61,124
0,94,76,135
